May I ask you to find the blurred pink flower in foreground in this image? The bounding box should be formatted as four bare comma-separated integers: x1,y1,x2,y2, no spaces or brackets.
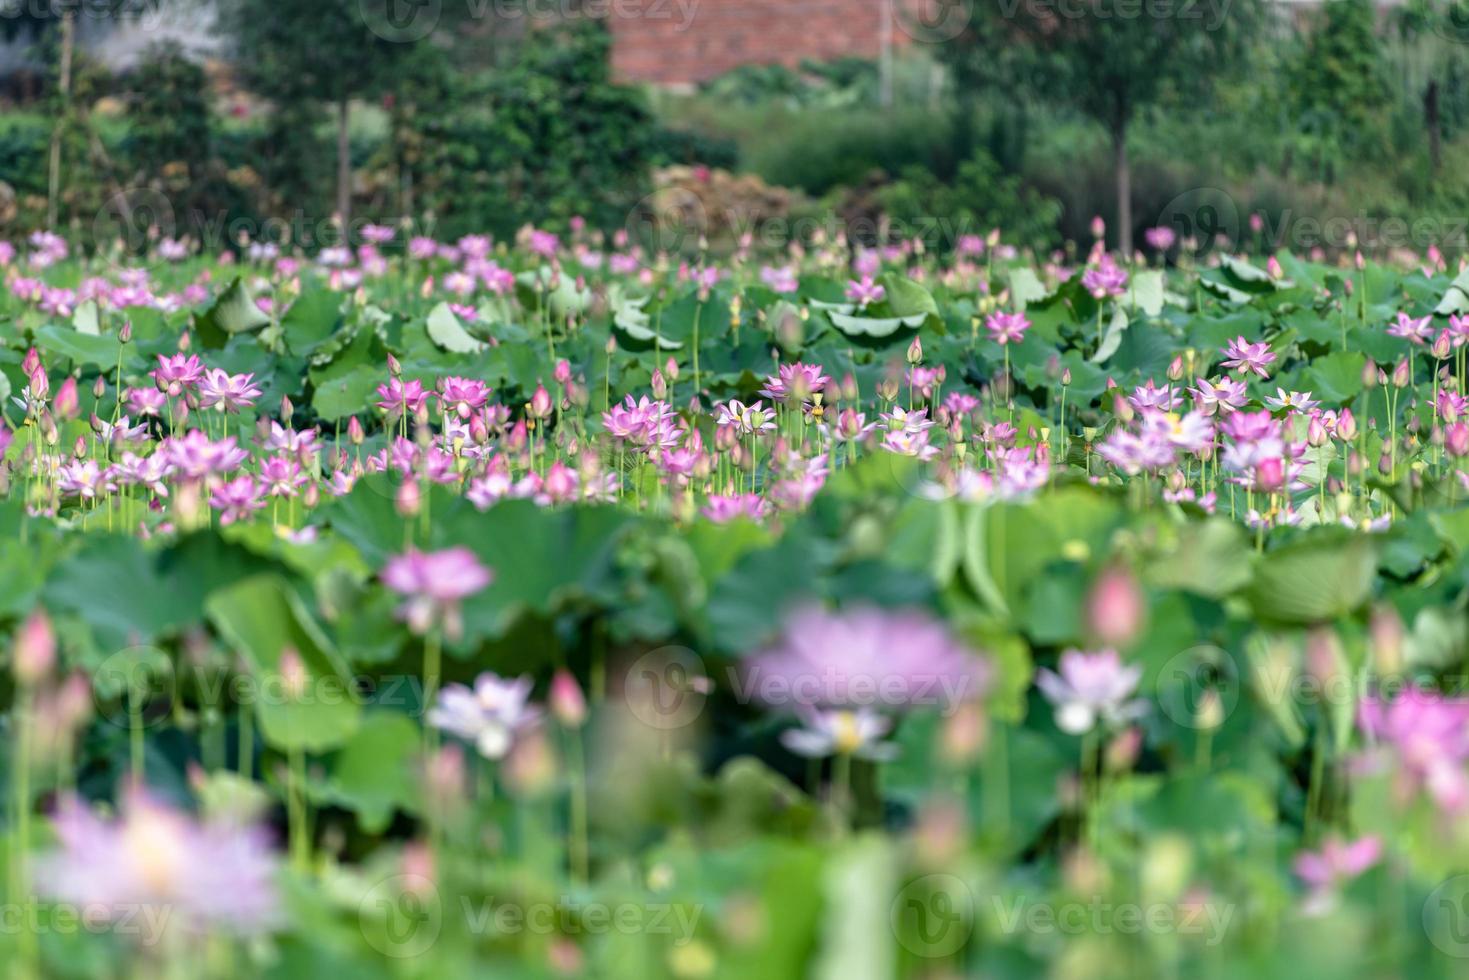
382,547,493,638
35,790,279,939
1037,648,1146,735
744,605,987,713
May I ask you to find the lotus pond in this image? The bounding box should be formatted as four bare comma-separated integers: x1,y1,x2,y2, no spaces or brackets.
2,227,1469,977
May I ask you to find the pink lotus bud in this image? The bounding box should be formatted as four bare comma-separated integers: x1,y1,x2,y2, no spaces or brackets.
347,416,365,445
1256,457,1285,492
1392,358,1411,388
27,364,48,400
21,347,40,376
278,647,308,698
649,369,666,401
178,330,191,352
395,477,421,517
1090,215,1106,239
1369,603,1404,675
554,359,572,386
53,377,78,419
119,320,133,344
1337,409,1357,440
1267,256,1283,279
1086,564,1145,648
1448,422,1469,458
280,395,294,424
664,356,679,381
1307,417,1328,447
529,383,553,419
1167,355,1184,381
1435,329,1454,360
1361,359,1377,389
906,336,923,365
550,669,587,727
13,609,55,685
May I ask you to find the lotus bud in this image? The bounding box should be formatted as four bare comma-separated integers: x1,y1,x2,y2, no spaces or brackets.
278,648,309,698
550,669,587,728
1369,603,1404,675
280,395,293,425
348,416,365,445
554,359,572,386
178,330,191,352
1337,409,1357,440
529,384,553,419
906,336,923,365
1307,416,1328,447
1086,564,1145,648
1435,329,1454,360
1362,359,1378,389
664,356,679,381
13,609,56,685
1256,457,1285,492
1392,358,1411,388
119,320,133,344
53,377,78,419
650,369,666,400
395,477,421,517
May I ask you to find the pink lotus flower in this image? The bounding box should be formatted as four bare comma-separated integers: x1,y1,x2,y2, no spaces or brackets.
985,311,1031,345
382,547,493,637
745,605,987,713
1036,648,1146,734
427,672,540,759
34,790,280,939
1220,336,1276,378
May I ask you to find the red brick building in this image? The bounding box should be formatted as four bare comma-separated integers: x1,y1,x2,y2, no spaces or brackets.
609,0,918,86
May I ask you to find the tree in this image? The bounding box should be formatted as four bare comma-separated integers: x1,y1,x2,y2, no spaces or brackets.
943,0,1263,254
1288,0,1390,179
225,0,413,228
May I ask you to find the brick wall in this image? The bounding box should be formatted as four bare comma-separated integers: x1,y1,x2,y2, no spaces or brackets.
609,0,915,85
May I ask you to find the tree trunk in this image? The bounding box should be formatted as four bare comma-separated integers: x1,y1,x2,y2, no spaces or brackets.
46,11,75,231
336,97,352,229
1426,80,1442,176
1113,121,1131,257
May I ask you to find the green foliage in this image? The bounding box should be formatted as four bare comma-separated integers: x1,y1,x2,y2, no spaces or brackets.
1288,0,1392,173
875,151,1062,252
415,20,658,238
125,41,212,183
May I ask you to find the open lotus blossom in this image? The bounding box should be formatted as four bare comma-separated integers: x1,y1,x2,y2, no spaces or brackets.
745,605,987,712
1036,648,1146,734
1357,688,1469,811
428,671,542,759
1294,836,1381,915
1220,336,1277,378
34,790,279,938
781,707,899,761
985,310,1031,345
382,546,493,638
